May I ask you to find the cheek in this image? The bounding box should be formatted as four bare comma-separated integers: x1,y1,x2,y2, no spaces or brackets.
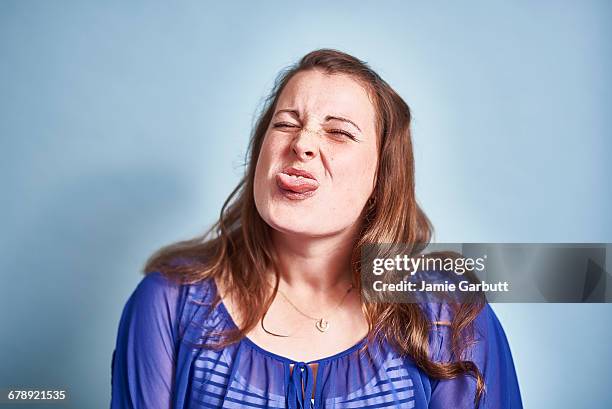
330,149,377,198
254,134,287,204
259,134,286,167
255,136,279,178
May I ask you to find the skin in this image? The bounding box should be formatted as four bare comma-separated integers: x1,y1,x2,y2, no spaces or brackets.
223,69,380,363
254,69,378,241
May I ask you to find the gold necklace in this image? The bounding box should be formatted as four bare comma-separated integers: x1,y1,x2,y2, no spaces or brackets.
261,283,355,336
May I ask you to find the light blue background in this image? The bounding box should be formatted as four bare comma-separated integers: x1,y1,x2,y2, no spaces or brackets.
1,1,611,408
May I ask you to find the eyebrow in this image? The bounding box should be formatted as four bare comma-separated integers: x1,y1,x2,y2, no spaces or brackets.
325,115,362,133
274,109,363,133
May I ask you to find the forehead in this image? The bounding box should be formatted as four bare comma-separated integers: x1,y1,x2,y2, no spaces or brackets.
276,70,376,128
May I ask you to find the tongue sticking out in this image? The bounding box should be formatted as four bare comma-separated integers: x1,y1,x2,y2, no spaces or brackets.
276,172,319,193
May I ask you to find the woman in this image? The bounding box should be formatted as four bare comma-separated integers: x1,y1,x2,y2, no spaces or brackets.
110,49,522,408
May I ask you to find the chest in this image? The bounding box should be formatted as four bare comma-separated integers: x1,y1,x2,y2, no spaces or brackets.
178,340,426,409
177,284,430,408
227,286,369,363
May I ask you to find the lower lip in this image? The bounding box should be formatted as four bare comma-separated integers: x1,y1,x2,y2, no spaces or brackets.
277,185,318,200
275,176,319,200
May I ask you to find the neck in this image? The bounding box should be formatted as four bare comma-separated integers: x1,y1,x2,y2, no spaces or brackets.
270,227,358,293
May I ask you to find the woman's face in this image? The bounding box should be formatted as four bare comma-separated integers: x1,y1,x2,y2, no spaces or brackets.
254,69,379,237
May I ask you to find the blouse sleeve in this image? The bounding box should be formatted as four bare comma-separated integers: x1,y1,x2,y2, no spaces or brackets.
427,303,523,409
110,272,182,409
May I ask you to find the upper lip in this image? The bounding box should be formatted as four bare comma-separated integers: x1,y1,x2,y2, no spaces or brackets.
280,166,317,181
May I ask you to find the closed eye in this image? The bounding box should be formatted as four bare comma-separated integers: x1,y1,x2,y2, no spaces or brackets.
272,123,360,142
272,122,298,129
327,129,358,142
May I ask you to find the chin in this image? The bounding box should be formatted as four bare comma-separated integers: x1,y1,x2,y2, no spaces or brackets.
263,206,322,235
262,206,357,239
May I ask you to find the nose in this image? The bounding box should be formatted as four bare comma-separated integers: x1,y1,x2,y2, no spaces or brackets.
291,127,320,161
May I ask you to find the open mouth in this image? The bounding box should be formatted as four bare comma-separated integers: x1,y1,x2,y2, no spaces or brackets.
275,166,320,199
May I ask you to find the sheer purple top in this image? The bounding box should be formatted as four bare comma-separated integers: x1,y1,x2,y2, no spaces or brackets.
110,272,522,408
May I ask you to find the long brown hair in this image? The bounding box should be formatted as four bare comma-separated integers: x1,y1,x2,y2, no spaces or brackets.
145,49,485,405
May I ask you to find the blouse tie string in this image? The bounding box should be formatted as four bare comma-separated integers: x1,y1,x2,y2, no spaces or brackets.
287,361,315,409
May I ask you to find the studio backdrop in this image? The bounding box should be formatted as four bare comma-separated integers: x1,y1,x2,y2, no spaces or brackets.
1,1,611,408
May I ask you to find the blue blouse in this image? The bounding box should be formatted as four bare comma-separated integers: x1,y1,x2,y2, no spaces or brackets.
110,272,522,408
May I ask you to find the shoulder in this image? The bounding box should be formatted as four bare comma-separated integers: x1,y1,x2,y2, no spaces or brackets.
420,300,495,325
413,268,495,327
422,300,505,363
118,272,219,342
128,271,218,309
119,272,183,324
138,270,181,292
126,271,184,309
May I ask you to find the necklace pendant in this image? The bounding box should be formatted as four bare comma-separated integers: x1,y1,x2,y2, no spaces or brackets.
315,318,330,332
